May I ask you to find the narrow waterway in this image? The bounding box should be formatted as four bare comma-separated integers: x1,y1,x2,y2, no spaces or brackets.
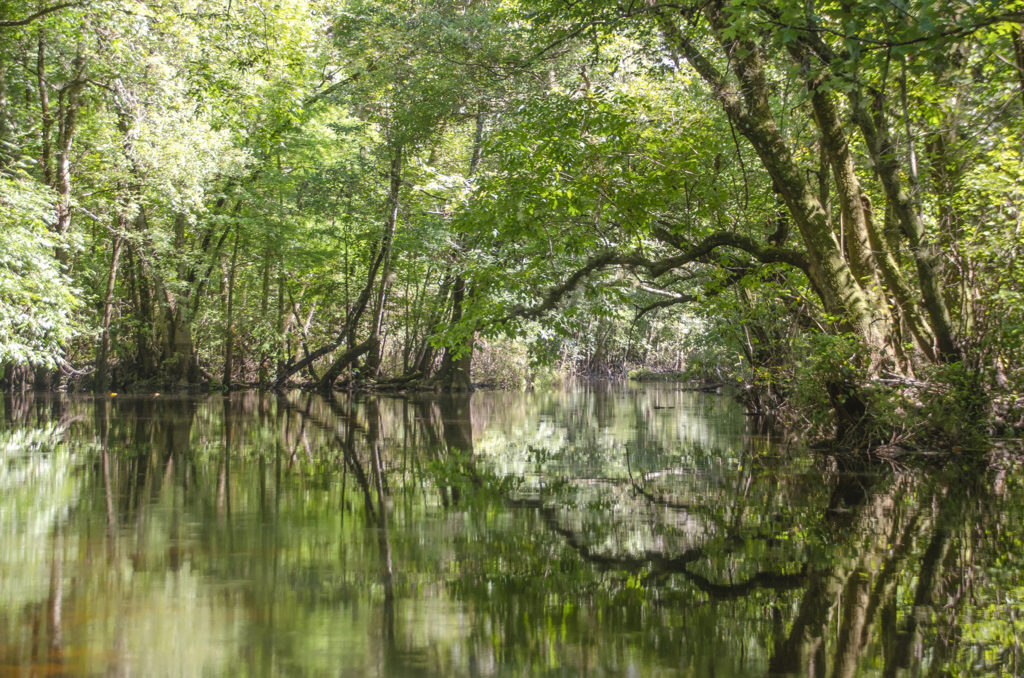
1,384,1021,676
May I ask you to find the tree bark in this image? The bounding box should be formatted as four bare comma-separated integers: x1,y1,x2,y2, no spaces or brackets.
222,224,240,389
365,144,403,377
1014,26,1024,109
95,227,124,393
37,35,52,187
410,274,451,377
258,253,271,386
275,267,288,384
48,44,86,267
657,7,895,367
433,274,474,391
0,58,10,167
125,246,155,377
848,88,960,361
155,214,199,384
432,108,486,391
808,83,934,362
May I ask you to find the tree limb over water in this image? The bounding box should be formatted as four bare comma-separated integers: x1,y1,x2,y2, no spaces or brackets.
500,231,808,325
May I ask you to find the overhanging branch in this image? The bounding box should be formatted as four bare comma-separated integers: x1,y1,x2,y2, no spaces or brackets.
500,230,808,324
0,2,81,28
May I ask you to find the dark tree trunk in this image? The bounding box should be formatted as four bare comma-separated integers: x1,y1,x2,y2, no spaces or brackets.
258,254,271,387
95,228,124,393
222,224,240,389
433,275,474,392
429,109,486,391
365,144,403,377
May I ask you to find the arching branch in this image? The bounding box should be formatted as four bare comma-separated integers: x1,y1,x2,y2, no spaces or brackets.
501,251,622,323
500,231,808,324
0,2,80,28
634,293,698,320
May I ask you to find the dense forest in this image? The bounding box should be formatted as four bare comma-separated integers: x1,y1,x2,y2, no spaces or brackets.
1,0,1023,448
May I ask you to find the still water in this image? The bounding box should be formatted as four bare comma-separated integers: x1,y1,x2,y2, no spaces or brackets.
1,384,1022,677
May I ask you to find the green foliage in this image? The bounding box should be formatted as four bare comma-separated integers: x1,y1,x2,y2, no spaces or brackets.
626,367,685,381
787,333,869,435
472,335,533,389
0,0,1019,459
0,174,83,368
917,362,990,451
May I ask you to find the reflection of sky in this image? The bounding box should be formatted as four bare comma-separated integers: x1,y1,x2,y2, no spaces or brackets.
470,386,817,564
472,384,751,484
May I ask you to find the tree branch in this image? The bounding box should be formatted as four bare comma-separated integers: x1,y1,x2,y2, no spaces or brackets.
761,10,1024,52
634,294,697,319
0,2,80,28
501,251,622,323
540,503,809,598
648,228,810,273
500,231,808,325
634,265,753,320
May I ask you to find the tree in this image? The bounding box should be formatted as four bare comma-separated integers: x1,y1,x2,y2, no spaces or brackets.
0,173,82,381
457,0,1024,440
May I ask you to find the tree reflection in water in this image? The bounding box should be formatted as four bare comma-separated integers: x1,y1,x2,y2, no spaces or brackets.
0,385,1021,676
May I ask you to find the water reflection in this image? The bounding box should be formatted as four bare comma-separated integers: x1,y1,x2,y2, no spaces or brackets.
0,385,1022,676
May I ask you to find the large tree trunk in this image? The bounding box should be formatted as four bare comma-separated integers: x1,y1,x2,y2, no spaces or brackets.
431,109,486,391
125,246,156,378
54,75,85,252
162,303,198,385
659,7,897,369
36,34,86,266
37,35,53,187
432,275,474,392
258,254,271,387
0,57,11,168
1014,26,1024,109
848,89,960,362
808,83,933,364
153,214,200,385
275,268,287,385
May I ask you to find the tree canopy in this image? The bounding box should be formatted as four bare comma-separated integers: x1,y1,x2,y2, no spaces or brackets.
1,0,1022,446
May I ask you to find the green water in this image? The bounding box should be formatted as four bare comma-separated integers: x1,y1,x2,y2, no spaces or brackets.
1,384,1022,676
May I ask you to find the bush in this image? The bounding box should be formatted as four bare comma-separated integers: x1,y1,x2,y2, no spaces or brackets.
917,362,989,451
472,336,534,389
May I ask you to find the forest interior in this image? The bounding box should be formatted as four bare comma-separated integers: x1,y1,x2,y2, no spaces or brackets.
2,0,1024,451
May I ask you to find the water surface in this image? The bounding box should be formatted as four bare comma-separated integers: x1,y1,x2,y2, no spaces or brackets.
1,384,1022,676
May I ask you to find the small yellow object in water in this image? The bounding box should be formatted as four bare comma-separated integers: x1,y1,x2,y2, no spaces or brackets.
109,392,117,397
153,393,160,397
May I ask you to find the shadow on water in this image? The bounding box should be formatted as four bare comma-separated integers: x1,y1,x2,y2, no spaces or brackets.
0,385,1022,676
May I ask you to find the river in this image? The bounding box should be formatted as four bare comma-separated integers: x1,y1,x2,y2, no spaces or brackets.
1,383,1021,676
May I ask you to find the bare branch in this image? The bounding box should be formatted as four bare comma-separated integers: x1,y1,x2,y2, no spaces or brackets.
760,10,1024,52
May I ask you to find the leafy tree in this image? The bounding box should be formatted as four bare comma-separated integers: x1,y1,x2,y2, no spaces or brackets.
0,173,82,372
456,0,1024,442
